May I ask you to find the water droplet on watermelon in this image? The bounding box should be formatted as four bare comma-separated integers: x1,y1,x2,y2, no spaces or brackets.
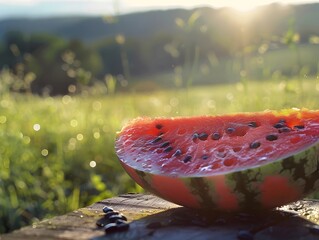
200,165,212,172
258,157,267,161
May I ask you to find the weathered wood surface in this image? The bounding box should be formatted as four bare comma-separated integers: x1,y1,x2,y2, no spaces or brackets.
2,193,319,240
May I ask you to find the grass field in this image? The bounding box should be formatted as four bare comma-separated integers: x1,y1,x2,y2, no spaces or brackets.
1,77,319,233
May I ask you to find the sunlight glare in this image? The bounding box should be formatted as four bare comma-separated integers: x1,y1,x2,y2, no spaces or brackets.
228,1,257,12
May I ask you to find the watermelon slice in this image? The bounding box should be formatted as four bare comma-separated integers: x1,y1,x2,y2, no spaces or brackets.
115,109,319,211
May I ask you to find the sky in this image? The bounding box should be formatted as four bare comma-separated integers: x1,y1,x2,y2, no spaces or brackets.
0,0,316,19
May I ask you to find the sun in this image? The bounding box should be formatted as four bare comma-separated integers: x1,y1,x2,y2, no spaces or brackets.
230,3,257,12
207,0,265,12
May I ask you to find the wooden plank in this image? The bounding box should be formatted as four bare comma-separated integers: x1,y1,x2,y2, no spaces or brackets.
2,193,319,240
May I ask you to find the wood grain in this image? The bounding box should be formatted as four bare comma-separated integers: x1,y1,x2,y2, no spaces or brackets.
2,193,319,240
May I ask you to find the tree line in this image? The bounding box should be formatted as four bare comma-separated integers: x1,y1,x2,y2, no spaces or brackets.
1,6,319,95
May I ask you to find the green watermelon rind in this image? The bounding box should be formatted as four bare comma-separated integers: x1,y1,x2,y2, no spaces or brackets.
121,141,319,211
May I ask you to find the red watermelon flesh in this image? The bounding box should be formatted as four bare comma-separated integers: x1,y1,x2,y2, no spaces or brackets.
115,109,319,211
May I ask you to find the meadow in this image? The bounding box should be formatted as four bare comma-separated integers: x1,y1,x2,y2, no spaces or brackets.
1,77,319,233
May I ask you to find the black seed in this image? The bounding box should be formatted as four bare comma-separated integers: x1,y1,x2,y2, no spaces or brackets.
249,141,261,149
237,230,254,240
164,146,173,152
102,206,114,213
202,155,209,160
160,141,170,148
273,123,286,128
266,134,278,141
278,119,286,123
96,218,108,227
294,125,305,130
155,124,163,129
183,155,192,163
114,219,127,225
211,132,221,140
109,214,127,222
278,127,291,133
226,127,235,134
248,122,258,127
105,211,120,218
116,222,130,231
104,223,118,233
151,136,162,144
192,133,199,140
173,149,182,157
198,132,208,140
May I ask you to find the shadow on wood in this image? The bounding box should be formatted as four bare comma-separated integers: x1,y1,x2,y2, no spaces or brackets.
2,193,319,240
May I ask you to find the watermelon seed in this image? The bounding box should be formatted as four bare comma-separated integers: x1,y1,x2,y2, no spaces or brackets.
192,133,199,142
211,132,221,140
102,206,114,213
183,155,192,163
278,127,291,133
173,149,182,157
151,136,162,144
202,154,209,160
248,122,258,127
294,125,305,130
273,123,286,128
266,134,278,141
198,132,208,140
226,127,235,134
164,146,173,152
249,141,261,149
104,211,120,218
155,124,163,129
160,141,170,148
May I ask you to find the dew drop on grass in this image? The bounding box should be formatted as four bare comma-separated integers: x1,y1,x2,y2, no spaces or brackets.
41,149,49,156
33,123,41,131
89,161,96,168
0,115,7,124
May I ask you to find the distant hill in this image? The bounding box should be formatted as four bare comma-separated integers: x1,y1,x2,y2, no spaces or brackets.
1,3,319,43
